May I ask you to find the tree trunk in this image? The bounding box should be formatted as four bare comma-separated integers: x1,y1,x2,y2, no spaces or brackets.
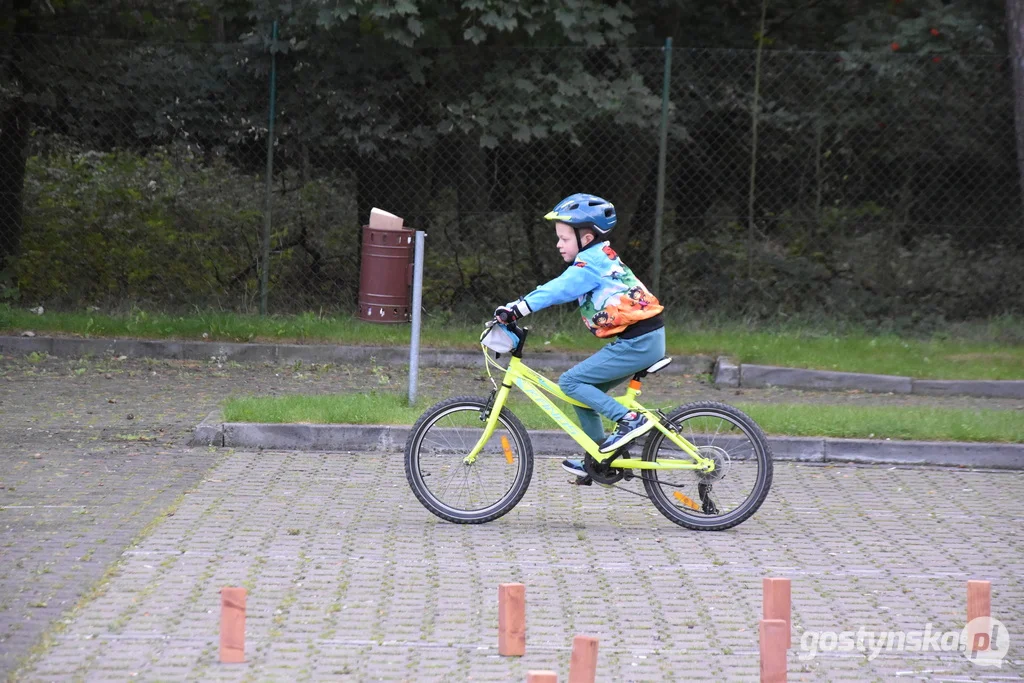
1008,0,1024,213
0,101,29,268
0,1,35,269
456,133,490,237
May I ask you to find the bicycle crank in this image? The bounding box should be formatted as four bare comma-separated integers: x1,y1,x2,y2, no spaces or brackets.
583,454,625,485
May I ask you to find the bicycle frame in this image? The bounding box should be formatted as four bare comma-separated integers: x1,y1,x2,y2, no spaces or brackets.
465,353,715,473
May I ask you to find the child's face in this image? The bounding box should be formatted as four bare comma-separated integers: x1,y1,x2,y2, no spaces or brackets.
554,222,592,262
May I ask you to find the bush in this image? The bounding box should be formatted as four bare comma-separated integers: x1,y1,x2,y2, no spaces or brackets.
17,143,359,312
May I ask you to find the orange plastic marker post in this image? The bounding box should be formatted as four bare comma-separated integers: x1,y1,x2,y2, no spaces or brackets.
759,618,787,683
763,577,792,649
568,634,599,683
967,580,992,652
526,672,557,683
219,586,246,663
498,583,526,656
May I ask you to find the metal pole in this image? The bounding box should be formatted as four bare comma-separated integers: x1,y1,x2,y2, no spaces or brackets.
653,37,672,294
408,230,426,405
260,20,278,316
748,0,768,279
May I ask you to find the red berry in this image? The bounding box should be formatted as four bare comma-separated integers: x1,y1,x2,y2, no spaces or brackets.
891,42,900,51
930,28,940,37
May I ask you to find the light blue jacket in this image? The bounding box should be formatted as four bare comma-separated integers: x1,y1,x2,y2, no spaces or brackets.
521,242,663,338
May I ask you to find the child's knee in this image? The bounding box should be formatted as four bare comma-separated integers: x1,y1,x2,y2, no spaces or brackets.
558,371,578,394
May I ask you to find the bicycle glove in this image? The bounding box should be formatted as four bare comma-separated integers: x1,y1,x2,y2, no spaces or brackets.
494,299,531,323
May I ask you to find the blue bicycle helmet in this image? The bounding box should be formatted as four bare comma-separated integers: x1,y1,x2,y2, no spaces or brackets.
543,193,617,235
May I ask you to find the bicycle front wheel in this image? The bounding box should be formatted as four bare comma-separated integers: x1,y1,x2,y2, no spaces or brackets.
642,401,773,531
405,395,534,524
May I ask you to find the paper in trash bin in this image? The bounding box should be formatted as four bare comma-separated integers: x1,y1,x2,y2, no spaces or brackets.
369,207,404,230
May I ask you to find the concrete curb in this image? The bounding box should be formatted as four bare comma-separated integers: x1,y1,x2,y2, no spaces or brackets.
0,335,714,375
190,415,1024,470
3,335,1022,398
713,358,1024,399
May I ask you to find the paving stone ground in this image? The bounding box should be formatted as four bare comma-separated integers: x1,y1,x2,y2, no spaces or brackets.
1,352,1023,682
10,454,1024,682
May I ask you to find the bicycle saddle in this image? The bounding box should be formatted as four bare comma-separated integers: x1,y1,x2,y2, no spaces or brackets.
633,357,672,380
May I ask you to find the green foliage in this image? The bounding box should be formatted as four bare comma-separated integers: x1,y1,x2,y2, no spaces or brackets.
2,1,1020,326
18,144,251,307
835,0,1004,54
662,199,1024,326
16,142,360,310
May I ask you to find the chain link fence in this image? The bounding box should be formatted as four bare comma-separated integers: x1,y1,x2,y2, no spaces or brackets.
2,33,1021,325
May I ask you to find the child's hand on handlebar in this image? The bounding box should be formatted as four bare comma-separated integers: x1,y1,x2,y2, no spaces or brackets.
493,299,530,324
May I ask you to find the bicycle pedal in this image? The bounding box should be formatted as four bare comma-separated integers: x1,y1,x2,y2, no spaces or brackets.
571,476,593,486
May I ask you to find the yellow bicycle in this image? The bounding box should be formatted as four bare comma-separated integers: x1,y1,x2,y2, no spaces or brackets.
404,321,773,530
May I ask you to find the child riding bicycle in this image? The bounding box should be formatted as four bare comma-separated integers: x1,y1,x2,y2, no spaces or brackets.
493,193,666,479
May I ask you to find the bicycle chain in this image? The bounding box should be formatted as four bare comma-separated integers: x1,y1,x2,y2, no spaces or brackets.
600,472,700,497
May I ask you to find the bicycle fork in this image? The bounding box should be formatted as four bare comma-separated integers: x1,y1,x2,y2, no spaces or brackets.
464,384,512,464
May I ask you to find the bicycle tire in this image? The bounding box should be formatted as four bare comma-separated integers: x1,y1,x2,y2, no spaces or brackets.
405,395,534,524
641,401,773,531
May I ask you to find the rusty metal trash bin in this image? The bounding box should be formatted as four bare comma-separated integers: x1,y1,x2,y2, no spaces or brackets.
358,219,415,323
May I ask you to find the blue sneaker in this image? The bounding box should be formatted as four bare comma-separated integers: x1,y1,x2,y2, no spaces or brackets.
561,458,588,477
599,411,654,453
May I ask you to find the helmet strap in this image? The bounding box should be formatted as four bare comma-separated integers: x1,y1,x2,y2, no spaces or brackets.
574,226,597,254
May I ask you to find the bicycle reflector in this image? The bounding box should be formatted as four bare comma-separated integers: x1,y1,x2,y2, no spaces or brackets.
673,491,700,510
501,436,514,463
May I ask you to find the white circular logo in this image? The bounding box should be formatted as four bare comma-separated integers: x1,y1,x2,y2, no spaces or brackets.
962,617,1010,667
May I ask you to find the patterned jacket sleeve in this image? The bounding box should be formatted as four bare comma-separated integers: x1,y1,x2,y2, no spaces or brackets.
522,263,601,313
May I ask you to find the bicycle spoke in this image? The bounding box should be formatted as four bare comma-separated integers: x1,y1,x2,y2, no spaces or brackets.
407,401,531,520
641,402,772,530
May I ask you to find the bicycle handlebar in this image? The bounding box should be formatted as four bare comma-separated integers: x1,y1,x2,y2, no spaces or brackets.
495,319,528,358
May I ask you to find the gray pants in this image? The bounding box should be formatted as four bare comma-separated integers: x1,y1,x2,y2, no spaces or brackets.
557,327,666,444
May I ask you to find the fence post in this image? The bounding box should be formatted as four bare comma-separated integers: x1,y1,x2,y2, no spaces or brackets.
652,36,672,295
259,19,279,316
747,0,768,278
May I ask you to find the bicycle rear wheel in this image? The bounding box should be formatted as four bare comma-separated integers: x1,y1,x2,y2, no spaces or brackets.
642,401,773,531
405,395,533,524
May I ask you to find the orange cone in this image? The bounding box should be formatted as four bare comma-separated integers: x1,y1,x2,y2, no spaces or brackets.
219,587,246,663
568,634,599,683
759,618,787,682
498,583,526,656
763,577,791,649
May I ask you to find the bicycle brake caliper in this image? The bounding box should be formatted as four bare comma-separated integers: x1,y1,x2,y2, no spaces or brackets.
655,409,679,433
480,389,496,422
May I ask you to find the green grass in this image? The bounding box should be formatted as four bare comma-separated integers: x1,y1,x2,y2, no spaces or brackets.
677,326,1024,380
3,306,1023,379
222,392,1024,443
736,403,1023,443
0,307,477,349
224,392,429,426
